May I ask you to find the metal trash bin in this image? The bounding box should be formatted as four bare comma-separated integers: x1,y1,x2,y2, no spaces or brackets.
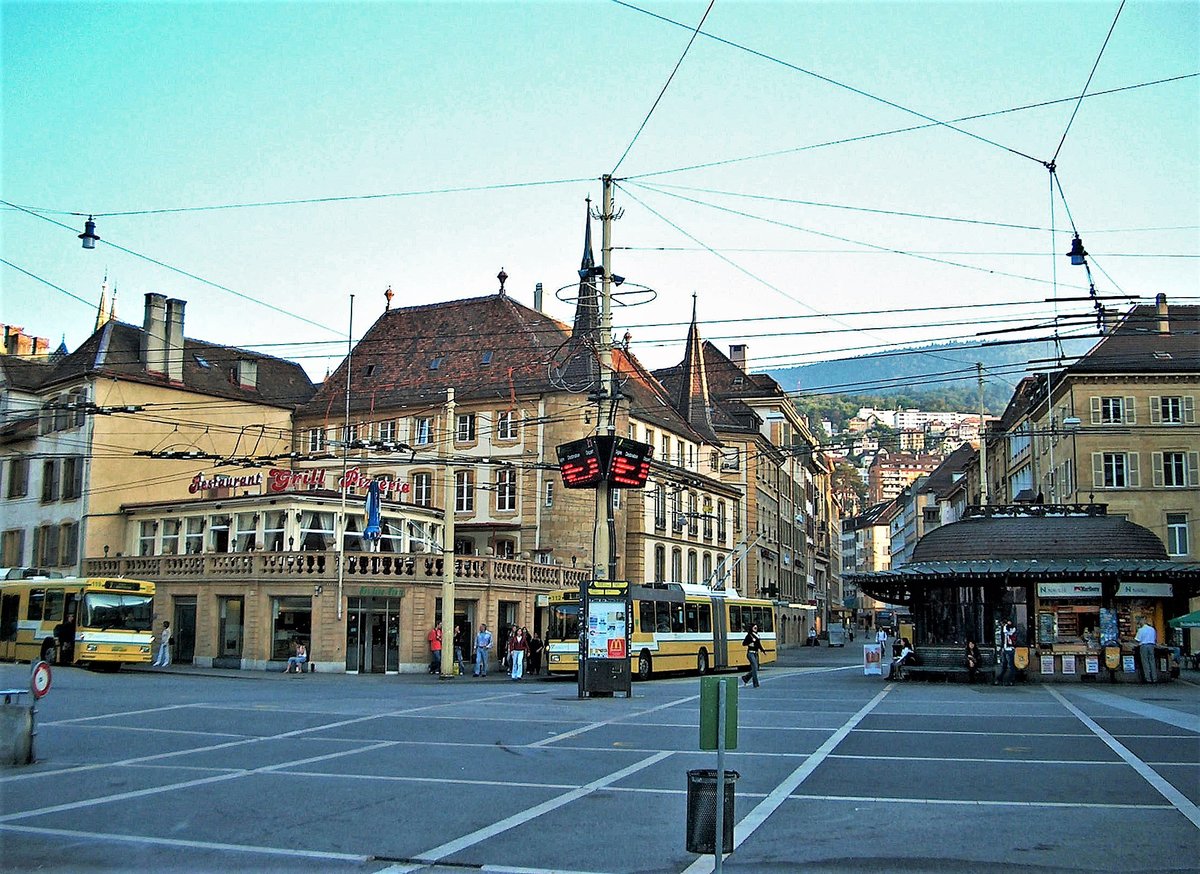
685,768,738,854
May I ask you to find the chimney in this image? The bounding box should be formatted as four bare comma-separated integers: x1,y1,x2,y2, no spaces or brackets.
729,343,747,371
1155,293,1169,334
165,298,186,382
534,282,544,312
235,357,258,390
141,293,168,375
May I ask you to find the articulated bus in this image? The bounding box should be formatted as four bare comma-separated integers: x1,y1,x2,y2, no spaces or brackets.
546,582,777,680
0,575,156,669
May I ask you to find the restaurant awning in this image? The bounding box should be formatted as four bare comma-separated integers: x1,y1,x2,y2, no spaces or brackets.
1169,610,1200,629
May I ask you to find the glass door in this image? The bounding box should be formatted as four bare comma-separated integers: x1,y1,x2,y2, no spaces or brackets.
216,596,244,667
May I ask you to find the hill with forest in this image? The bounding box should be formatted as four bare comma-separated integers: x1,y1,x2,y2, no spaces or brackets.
768,337,1096,430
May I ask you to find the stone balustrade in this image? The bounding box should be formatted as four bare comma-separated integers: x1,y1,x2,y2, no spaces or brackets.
84,552,590,589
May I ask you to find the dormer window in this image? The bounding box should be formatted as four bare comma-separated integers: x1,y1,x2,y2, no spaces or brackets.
193,354,211,368
732,376,744,387
481,351,493,365
364,364,378,377
429,357,443,370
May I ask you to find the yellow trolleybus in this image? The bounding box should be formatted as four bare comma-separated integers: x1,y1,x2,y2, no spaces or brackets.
546,582,777,680
0,575,156,669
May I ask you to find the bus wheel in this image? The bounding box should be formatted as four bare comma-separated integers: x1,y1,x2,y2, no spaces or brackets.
40,640,58,665
697,650,709,675
637,652,652,681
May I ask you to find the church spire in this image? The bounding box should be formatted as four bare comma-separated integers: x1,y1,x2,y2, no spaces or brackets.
94,272,111,332
676,293,717,442
571,197,599,340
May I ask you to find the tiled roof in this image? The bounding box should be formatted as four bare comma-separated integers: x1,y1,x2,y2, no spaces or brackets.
305,294,573,415
0,355,55,392
22,322,314,408
911,513,1168,562
1067,302,1200,374
918,443,975,498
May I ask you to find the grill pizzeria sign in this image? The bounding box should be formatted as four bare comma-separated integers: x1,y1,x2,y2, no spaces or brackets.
189,467,410,496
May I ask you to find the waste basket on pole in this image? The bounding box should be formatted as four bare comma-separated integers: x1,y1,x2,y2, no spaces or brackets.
685,768,738,854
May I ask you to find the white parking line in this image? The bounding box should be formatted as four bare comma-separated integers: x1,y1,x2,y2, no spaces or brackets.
0,822,369,863
681,685,891,874
1048,687,1200,830
529,696,695,747
411,750,674,864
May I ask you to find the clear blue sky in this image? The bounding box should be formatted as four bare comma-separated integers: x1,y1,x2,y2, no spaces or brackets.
3,1,1197,388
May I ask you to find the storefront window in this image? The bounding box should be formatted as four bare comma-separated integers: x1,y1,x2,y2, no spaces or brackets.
234,513,258,552
263,510,287,551
161,519,181,555
271,596,312,660
185,518,204,554
408,520,429,553
138,521,157,556
378,518,403,553
208,514,232,552
298,511,335,551
343,516,364,551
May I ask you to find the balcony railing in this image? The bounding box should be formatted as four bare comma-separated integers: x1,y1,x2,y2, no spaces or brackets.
83,551,591,589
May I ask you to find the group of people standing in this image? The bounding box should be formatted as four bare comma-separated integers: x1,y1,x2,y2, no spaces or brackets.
427,620,543,680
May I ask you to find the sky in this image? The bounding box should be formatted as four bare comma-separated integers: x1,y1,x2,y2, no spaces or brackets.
3,1,1197,395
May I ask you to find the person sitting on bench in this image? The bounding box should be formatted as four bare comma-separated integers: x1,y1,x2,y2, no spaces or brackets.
285,640,308,673
888,638,914,680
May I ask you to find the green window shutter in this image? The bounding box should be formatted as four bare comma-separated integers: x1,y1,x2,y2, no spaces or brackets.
1127,452,1140,488
1090,397,1101,425
1092,453,1105,488
1152,452,1164,488
1124,397,1136,425
1189,452,1200,488
1149,397,1161,425
1185,396,1196,425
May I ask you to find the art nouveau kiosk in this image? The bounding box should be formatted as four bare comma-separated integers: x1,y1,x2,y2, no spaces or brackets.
850,505,1200,682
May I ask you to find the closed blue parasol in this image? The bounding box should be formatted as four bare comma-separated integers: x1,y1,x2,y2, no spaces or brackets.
363,480,382,543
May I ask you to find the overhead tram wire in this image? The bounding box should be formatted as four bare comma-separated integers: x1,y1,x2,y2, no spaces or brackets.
622,181,1096,293
7,176,593,220
620,72,1198,182
1051,0,1127,166
611,0,715,176
611,0,1045,168
1,258,98,309
2,201,342,337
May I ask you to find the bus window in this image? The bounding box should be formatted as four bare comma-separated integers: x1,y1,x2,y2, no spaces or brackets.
44,589,64,623
685,603,699,633
751,606,764,631
671,603,686,634
82,592,153,631
698,603,712,633
639,600,656,634
549,603,578,642
655,602,672,634
761,608,774,632
27,589,45,621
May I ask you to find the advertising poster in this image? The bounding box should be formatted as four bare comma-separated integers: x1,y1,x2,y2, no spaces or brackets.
1040,655,1055,674
863,643,882,675
1085,656,1100,674
1061,654,1076,675
1099,609,1119,646
586,600,627,660
1122,655,1136,673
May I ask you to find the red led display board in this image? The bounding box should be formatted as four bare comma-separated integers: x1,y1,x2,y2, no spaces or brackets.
557,437,603,488
556,437,653,489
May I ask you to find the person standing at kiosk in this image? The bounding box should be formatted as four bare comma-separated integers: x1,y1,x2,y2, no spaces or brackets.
1135,620,1158,683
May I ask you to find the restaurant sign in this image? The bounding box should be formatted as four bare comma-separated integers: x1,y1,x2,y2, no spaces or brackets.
189,467,410,496
1037,582,1102,598
1115,582,1171,598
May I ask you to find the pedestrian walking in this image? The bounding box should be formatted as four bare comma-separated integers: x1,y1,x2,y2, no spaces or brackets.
1135,620,1158,683
152,621,172,667
996,619,1016,686
509,626,528,680
527,631,543,677
875,626,888,649
741,623,765,687
427,621,442,674
474,623,493,677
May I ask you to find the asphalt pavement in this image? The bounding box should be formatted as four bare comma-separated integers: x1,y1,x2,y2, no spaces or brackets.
1,643,1196,874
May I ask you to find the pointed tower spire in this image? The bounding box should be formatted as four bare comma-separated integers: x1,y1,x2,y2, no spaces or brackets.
108,284,117,322
94,272,110,332
676,293,717,442
571,197,599,340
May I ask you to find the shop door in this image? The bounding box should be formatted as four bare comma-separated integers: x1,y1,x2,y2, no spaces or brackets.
173,598,196,664
346,597,401,673
216,596,244,668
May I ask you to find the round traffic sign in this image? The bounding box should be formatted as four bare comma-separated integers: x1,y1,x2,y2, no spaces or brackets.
31,660,52,699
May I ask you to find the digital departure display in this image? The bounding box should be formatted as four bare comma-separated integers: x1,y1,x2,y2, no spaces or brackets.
557,437,603,488
556,437,653,489
607,437,653,488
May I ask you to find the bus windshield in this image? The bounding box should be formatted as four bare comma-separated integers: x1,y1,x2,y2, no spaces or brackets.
82,592,154,632
549,603,579,642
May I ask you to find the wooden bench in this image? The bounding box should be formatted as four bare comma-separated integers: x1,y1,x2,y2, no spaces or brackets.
900,647,996,682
